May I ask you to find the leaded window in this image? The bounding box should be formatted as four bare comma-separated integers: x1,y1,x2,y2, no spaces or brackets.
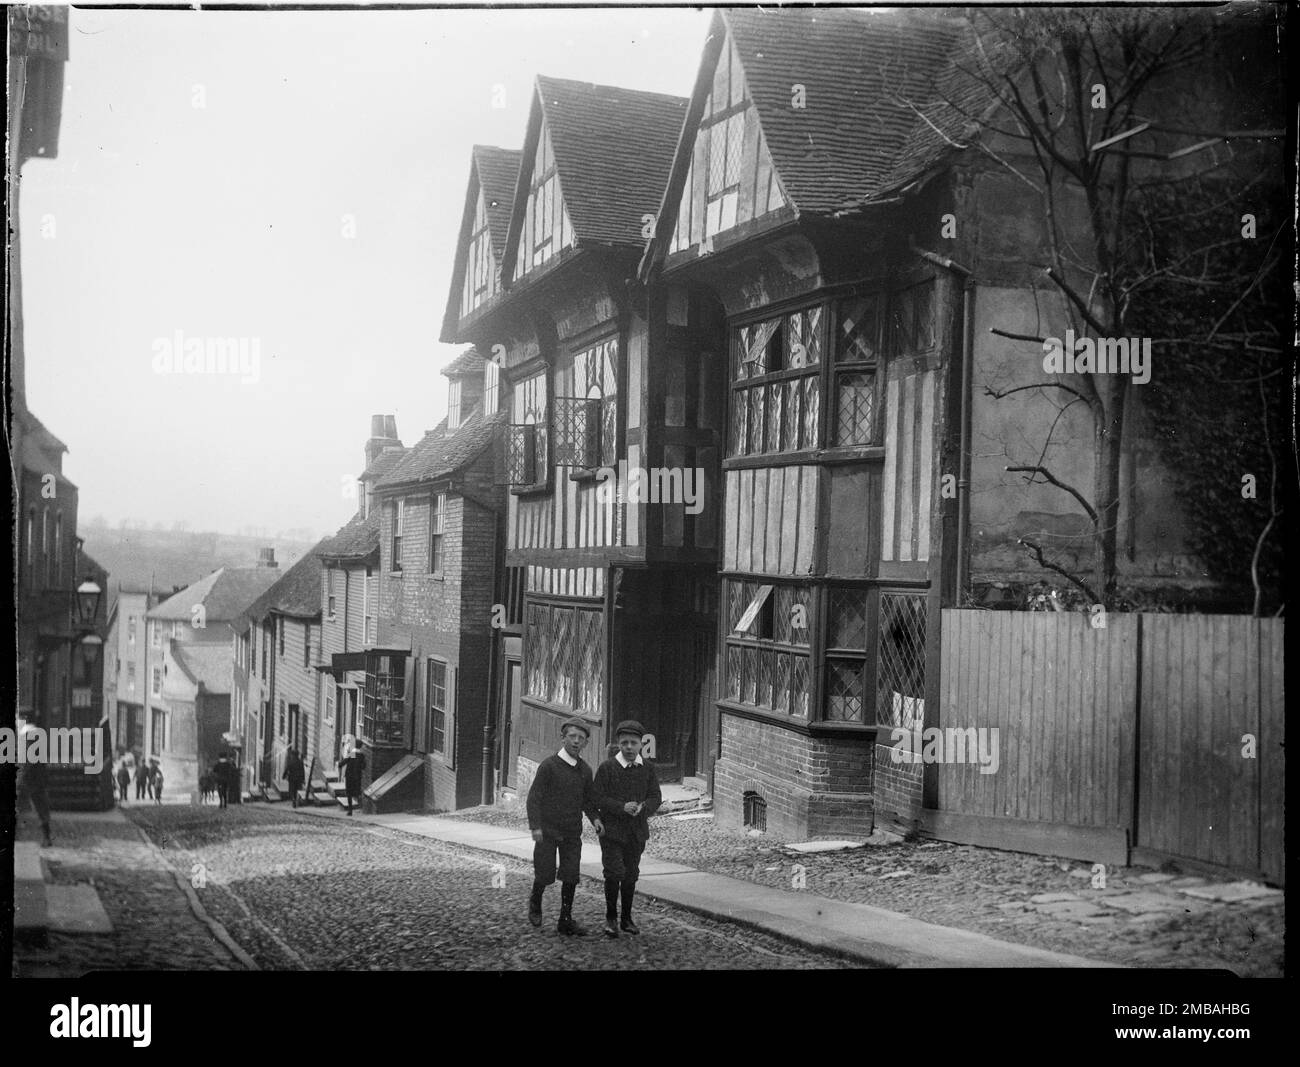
876,593,927,729
729,308,822,457
700,39,748,238
506,372,548,488
553,337,618,470
722,579,811,718
461,190,495,318
514,126,574,280
523,601,604,717
825,586,869,722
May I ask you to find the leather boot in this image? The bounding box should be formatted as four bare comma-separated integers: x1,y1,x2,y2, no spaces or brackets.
603,878,620,938
557,882,587,936
620,880,639,934
528,881,544,928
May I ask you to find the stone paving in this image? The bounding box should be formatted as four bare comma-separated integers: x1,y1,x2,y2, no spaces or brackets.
446,804,1285,976
16,804,852,973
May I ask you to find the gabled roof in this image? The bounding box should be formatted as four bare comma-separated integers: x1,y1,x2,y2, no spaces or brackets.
724,8,973,215
171,641,233,694
503,75,687,280
439,145,522,343
442,347,486,379
242,543,326,624
149,566,281,623
374,406,506,492
645,8,981,275
316,510,381,562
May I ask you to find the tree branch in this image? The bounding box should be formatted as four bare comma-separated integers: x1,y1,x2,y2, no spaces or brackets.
1017,538,1100,603
1006,465,1099,522
1044,266,1110,334
985,381,1095,405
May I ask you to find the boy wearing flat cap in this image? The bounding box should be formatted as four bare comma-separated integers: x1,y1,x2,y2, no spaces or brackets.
526,718,603,935
591,720,662,937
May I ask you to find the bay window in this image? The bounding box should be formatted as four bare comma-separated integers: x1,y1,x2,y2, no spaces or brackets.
363,653,406,745
524,600,603,717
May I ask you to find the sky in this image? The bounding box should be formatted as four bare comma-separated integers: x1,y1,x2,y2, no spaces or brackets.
19,4,711,539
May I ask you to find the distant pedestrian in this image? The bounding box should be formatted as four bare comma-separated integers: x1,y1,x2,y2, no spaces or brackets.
17,720,53,847
525,719,602,936
135,760,150,800
214,753,235,809
116,759,131,803
152,761,164,804
591,720,661,938
340,744,366,816
285,747,305,808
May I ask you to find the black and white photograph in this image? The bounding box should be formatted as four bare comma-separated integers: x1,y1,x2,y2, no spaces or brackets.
4,0,1290,1020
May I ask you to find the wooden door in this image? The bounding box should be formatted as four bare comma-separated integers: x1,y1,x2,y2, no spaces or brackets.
502,661,521,789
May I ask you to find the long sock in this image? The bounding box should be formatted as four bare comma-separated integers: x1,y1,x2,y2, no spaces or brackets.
620,880,636,922
530,880,545,906
604,878,620,919
560,882,576,919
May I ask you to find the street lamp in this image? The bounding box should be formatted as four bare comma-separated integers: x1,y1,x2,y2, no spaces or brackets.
75,580,102,628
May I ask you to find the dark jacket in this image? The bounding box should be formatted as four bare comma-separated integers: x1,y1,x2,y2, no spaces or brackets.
342,751,366,792
285,752,305,787
526,753,598,840
592,756,662,845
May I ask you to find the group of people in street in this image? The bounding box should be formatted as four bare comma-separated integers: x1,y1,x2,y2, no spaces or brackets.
114,749,164,804
526,718,661,938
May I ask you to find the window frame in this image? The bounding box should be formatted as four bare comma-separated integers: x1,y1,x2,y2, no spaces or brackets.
720,579,814,720
362,652,407,746
390,499,405,574
506,369,551,493
425,657,450,758
428,492,446,576
553,335,620,474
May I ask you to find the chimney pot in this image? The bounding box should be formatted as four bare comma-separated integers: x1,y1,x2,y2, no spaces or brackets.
370,414,385,437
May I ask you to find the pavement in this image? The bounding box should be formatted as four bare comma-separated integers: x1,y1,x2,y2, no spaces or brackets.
15,826,115,945
295,804,1111,968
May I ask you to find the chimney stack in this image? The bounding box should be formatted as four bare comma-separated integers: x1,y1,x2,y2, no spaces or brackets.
365,413,401,468
258,547,278,568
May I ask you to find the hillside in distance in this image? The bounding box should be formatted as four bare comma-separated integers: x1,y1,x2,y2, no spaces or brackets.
80,523,319,608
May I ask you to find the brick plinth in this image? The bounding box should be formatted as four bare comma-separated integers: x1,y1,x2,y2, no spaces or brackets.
713,713,874,838
872,739,924,833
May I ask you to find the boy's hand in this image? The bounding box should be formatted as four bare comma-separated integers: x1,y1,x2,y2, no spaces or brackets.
531,829,543,842
623,801,640,815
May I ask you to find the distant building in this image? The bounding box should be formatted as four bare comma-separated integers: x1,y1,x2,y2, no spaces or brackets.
103,586,163,752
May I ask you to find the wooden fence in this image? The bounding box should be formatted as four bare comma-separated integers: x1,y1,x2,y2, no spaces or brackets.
926,610,1285,884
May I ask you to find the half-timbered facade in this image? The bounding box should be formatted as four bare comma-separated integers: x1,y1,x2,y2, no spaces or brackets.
441,77,730,792
641,8,977,836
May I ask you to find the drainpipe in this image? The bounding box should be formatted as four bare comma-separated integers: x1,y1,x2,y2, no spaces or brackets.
911,242,975,599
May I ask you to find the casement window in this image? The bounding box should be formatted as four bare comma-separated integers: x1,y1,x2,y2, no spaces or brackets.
722,579,812,718
152,666,163,696
52,512,62,586
364,568,376,645
484,358,500,416
506,372,548,488
278,698,286,737
554,337,618,470
523,601,604,717
327,570,337,619
729,307,823,457
447,379,462,432
698,38,748,238
173,621,184,640
363,653,406,745
833,292,885,446
303,623,312,669
390,499,404,572
460,190,495,318
127,662,136,690
874,592,928,728
152,623,162,650
425,658,449,756
428,493,446,575
151,708,167,755
261,625,269,680
514,126,573,279
278,618,285,657
128,615,137,643
325,686,335,727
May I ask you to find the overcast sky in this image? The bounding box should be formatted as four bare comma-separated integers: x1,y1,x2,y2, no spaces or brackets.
19,4,710,538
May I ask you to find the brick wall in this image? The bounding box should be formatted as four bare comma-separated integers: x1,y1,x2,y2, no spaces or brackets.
713,713,874,838
872,738,924,832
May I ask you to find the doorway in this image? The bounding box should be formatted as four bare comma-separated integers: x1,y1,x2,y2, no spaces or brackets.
500,659,521,790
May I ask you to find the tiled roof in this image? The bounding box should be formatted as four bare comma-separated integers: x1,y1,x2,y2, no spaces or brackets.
316,510,381,561
242,543,326,623
473,144,522,258
374,407,505,491
149,567,281,623
530,75,687,248
723,7,975,215
361,446,407,481
442,347,486,378
171,642,233,694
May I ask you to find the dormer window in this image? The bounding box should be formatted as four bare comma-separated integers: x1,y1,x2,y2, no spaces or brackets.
514,126,573,280
447,379,462,433
461,190,494,318
484,358,500,416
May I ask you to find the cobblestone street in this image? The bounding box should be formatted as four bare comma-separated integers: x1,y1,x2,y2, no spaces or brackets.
14,805,850,973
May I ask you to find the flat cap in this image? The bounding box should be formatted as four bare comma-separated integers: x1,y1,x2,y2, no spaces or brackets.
614,719,646,739
559,718,591,737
